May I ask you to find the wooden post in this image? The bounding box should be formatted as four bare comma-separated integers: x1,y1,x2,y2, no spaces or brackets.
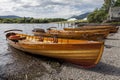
58,23,59,28
68,22,69,27
64,22,65,28
61,22,62,27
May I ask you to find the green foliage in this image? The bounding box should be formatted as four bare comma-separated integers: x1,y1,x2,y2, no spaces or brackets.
110,22,120,25
102,0,111,12
87,0,120,23
114,0,120,6
87,9,107,23
0,17,67,23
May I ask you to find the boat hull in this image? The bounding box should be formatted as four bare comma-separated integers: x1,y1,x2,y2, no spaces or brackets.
33,30,109,41
64,26,119,33
7,37,104,67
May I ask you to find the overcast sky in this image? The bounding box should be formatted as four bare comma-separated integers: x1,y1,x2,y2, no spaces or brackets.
0,0,104,18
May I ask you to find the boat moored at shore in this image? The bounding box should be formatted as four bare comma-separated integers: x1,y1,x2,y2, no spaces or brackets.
5,30,104,67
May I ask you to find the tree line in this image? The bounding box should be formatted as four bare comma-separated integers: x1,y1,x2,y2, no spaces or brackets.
87,0,120,23
0,17,67,23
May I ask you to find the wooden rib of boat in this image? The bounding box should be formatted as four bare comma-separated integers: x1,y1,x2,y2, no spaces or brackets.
64,25,119,33
32,28,109,41
5,30,104,67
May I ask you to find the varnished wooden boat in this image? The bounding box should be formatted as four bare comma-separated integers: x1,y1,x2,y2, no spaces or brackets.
64,25,119,33
5,30,104,67
32,28,109,41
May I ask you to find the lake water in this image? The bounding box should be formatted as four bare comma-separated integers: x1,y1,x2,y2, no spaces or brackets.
0,23,68,79
0,23,60,53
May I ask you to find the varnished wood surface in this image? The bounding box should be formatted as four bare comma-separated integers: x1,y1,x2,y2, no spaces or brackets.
33,29,109,41
6,33,104,67
64,26,119,33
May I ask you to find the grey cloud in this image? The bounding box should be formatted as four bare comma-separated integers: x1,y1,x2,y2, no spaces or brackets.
0,0,104,18
11,0,22,3
21,1,67,9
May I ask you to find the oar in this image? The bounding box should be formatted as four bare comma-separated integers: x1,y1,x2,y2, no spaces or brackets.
4,29,23,33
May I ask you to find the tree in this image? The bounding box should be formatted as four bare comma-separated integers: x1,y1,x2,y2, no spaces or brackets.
87,0,120,23
102,0,115,12
114,0,120,6
87,9,107,23
0,17,67,23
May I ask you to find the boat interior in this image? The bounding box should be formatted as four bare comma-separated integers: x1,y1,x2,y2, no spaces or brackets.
6,32,102,44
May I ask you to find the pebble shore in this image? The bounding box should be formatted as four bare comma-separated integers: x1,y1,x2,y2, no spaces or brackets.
0,27,120,80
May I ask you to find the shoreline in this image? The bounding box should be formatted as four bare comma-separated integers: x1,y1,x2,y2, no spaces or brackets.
0,25,120,80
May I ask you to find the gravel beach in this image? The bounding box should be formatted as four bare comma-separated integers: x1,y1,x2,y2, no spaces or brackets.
0,26,120,80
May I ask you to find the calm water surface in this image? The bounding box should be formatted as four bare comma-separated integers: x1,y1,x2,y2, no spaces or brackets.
0,23,66,79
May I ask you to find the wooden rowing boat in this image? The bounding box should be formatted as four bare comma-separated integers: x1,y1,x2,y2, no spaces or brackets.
5,30,104,67
32,28,109,41
64,25,119,33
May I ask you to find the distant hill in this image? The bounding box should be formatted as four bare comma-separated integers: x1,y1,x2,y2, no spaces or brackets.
70,12,90,20
0,15,21,18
